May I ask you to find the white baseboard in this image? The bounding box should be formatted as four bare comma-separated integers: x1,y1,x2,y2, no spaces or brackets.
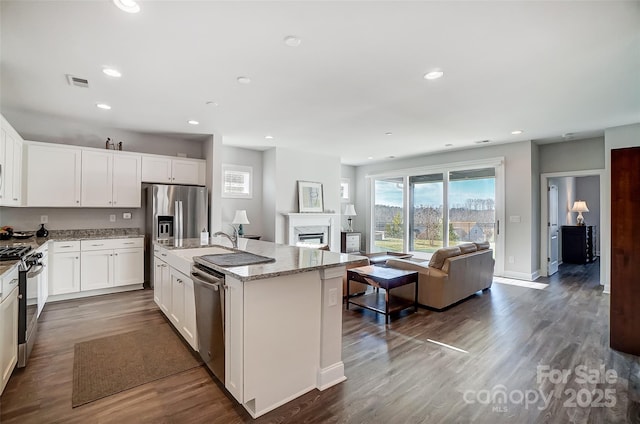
317,362,346,391
48,284,144,302
501,270,538,281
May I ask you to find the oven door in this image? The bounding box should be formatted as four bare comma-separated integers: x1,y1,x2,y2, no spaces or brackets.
18,261,44,368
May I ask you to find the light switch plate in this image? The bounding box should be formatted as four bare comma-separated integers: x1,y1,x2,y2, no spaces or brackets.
40,215,48,224
122,212,132,219
109,214,116,222
328,288,337,306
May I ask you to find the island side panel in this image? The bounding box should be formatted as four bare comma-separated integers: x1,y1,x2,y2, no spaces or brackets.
318,266,347,390
225,276,244,403
243,271,322,418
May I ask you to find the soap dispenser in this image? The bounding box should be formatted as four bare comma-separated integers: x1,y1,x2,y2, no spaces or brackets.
200,228,209,245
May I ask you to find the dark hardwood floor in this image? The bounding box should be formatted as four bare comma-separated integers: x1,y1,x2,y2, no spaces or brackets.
1,261,639,423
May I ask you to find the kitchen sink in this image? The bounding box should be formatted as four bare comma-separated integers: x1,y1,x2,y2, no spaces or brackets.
173,246,236,261
196,252,275,267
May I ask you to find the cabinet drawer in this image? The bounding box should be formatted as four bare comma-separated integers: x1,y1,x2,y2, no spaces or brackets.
51,241,80,253
81,238,143,251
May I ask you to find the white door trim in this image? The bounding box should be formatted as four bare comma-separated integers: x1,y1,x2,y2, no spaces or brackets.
539,169,605,287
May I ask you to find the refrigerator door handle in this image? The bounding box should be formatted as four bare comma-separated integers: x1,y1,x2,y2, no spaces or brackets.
178,200,184,239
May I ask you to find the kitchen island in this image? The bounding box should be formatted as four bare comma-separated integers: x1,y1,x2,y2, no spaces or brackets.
153,237,367,418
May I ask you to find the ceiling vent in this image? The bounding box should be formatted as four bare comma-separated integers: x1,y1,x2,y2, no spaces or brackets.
66,74,89,88
474,139,491,144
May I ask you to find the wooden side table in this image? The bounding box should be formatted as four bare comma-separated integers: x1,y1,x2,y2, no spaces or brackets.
346,265,418,323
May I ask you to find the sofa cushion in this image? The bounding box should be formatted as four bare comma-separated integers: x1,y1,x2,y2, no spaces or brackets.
428,246,461,269
474,241,490,250
458,243,477,254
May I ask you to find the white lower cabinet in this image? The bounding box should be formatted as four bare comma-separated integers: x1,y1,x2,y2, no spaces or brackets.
36,247,49,318
50,238,143,298
1,268,19,395
153,254,197,351
50,251,81,296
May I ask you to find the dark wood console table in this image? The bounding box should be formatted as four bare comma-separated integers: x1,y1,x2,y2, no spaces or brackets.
561,225,595,264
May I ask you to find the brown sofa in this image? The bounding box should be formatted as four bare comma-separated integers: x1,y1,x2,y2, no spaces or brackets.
385,242,494,310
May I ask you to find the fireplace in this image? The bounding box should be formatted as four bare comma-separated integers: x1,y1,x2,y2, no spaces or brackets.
285,213,339,251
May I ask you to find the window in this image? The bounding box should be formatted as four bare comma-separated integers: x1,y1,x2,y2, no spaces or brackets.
222,164,252,198
369,159,503,270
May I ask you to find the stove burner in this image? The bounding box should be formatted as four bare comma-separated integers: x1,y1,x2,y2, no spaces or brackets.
0,245,33,261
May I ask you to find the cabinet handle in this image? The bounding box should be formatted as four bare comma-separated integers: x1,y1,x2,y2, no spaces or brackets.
161,253,167,257
115,253,118,256
76,200,80,204
13,198,17,201
177,278,183,284
60,245,73,248
113,201,117,205
75,256,79,259
124,242,135,245
92,244,104,246
108,201,112,204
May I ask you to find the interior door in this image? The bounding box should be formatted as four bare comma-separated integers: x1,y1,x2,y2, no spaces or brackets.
548,184,559,275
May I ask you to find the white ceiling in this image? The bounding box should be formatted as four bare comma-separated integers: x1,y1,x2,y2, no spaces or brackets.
1,1,639,165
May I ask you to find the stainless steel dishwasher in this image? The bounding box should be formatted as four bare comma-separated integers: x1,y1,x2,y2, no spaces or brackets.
190,262,226,383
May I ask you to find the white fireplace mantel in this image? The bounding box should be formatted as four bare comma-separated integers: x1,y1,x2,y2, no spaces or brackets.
284,213,340,252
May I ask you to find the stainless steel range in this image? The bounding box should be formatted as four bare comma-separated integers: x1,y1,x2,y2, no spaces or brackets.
0,245,44,367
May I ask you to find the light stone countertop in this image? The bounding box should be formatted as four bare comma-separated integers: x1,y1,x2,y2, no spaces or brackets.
0,228,143,278
155,236,369,282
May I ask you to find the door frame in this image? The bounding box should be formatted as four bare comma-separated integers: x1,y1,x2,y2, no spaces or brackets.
547,184,559,276
539,170,605,286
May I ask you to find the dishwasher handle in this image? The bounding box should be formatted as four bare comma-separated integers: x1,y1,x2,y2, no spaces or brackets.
190,265,225,290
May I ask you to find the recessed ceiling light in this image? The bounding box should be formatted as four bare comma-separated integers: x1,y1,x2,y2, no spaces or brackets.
188,120,199,125
562,132,575,139
511,130,523,135
388,156,396,159
424,70,444,80
385,132,393,136
112,0,140,13
265,135,274,140
96,103,111,110
102,68,122,78
367,156,373,160
237,76,251,84
205,101,219,106
284,36,301,47
445,143,453,147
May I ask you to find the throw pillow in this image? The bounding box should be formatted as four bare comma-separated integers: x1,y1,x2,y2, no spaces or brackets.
428,246,462,269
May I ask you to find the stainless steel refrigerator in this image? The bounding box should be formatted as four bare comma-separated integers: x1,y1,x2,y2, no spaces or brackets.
144,184,208,287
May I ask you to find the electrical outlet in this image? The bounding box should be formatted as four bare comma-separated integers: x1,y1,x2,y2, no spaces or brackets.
40,215,48,224
109,214,116,222
508,256,515,264
123,212,132,220
328,288,337,306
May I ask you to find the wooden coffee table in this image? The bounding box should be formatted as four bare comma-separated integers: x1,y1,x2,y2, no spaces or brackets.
363,251,413,266
346,265,418,323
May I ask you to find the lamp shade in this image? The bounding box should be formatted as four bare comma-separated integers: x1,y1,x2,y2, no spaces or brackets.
571,201,589,213
232,210,250,225
344,204,357,216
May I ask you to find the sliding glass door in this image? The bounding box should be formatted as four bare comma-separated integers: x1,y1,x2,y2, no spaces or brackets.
373,177,404,252
409,173,444,253
448,168,496,250
370,161,502,271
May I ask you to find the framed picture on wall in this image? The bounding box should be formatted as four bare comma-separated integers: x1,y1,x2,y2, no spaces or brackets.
298,181,324,213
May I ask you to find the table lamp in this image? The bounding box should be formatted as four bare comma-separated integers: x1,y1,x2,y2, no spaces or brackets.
571,201,589,226
232,210,250,236
344,204,357,232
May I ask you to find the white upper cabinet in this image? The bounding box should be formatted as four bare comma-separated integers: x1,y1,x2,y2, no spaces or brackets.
141,155,172,183
81,150,141,207
142,154,205,186
113,154,142,207
25,141,82,207
0,115,24,206
81,150,113,207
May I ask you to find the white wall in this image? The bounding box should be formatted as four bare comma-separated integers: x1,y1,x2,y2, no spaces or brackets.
538,137,605,174
355,140,536,279
262,147,342,245
531,143,540,274
603,122,640,293
219,146,264,236
576,175,601,254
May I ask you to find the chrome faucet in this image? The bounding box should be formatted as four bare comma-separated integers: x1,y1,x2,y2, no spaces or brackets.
213,227,238,249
